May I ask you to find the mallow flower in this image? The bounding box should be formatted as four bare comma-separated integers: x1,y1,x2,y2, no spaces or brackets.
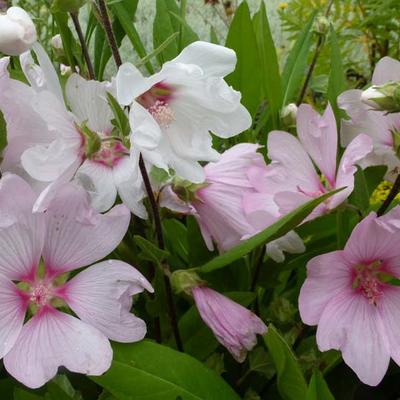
244,104,373,221
338,57,400,181
299,207,400,386
0,174,152,389
0,6,36,55
0,47,147,217
116,41,252,183
192,286,266,362
160,143,304,262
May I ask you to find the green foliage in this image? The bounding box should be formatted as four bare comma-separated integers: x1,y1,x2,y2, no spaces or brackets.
91,341,241,400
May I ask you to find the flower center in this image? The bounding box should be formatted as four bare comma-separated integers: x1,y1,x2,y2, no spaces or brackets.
352,260,384,305
29,282,53,307
148,100,175,128
91,137,128,168
137,82,175,129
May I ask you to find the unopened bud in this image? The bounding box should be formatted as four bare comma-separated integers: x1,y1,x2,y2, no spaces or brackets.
361,82,400,113
171,270,204,295
0,7,37,55
51,34,63,50
281,103,298,127
172,177,209,203
314,16,329,35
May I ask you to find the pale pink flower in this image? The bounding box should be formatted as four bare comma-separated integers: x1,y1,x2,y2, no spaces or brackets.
192,286,266,362
160,143,304,262
116,41,252,183
244,104,373,221
338,57,400,181
0,174,152,389
0,46,147,217
299,207,400,386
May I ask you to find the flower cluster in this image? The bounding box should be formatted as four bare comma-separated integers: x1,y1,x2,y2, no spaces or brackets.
2,4,400,393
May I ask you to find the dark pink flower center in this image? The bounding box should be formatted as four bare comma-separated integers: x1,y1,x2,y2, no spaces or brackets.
137,82,175,128
29,282,53,307
352,260,384,305
91,138,128,168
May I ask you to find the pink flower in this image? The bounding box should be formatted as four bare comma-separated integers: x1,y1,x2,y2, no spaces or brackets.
245,104,373,221
299,208,400,386
0,174,153,389
338,57,400,181
192,286,266,362
160,143,304,261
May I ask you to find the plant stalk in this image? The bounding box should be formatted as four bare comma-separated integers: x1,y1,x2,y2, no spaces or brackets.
96,0,183,351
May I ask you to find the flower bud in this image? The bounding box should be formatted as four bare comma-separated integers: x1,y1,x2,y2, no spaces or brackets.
0,7,37,56
314,15,329,35
361,82,400,113
280,103,298,127
192,286,267,362
171,270,204,294
51,34,63,50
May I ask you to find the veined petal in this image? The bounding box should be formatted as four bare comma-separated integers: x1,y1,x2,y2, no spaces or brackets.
62,260,152,342
42,183,130,276
372,56,400,85
4,307,112,389
0,174,45,281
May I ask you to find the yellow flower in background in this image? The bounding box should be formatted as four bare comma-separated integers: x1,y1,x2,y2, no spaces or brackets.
278,2,289,10
370,181,400,205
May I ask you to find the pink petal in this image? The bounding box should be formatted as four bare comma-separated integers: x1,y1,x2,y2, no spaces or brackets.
317,291,390,386
0,174,45,281
61,260,152,342
372,56,400,85
42,183,130,276
297,104,337,186
379,287,400,366
267,131,321,194
330,133,373,209
299,251,351,325
344,213,400,264
4,307,112,389
0,276,28,358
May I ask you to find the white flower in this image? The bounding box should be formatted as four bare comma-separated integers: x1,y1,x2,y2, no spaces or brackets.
0,7,36,55
116,41,252,183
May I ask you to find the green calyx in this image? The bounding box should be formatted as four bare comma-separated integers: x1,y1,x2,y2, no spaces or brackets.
79,123,101,159
172,177,209,203
171,269,204,295
370,82,400,113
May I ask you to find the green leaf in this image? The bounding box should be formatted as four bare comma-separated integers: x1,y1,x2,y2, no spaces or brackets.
53,12,78,71
264,325,308,400
106,92,130,136
253,2,282,128
281,13,315,106
197,189,340,274
327,25,346,123
51,0,86,12
0,110,7,157
225,2,262,116
134,235,169,267
14,387,44,400
111,1,154,74
91,340,241,400
348,166,370,216
45,375,82,400
306,370,334,400
153,0,198,64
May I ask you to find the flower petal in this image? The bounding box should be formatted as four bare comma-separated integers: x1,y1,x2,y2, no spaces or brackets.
372,56,400,85
0,276,27,358
66,74,113,133
170,41,236,78
4,307,112,389
299,250,351,325
317,291,390,386
297,104,337,186
42,183,130,276
62,260,152,342
0,174,45,281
